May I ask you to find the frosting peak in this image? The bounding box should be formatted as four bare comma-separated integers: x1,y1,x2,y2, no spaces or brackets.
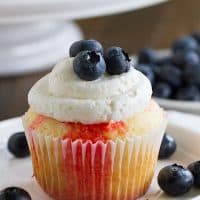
28,57,152,124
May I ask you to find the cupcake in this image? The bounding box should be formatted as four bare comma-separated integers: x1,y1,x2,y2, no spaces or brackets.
23,40,167,200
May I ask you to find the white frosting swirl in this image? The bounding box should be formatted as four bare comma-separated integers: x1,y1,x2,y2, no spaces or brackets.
28,57,152,124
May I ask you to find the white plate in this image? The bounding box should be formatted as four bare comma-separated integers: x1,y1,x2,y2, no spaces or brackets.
0,0,168,23
0,112,200,200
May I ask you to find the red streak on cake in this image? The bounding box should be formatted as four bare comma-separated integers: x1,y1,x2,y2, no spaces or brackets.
61,139,113,199
27,115,46,172
27,113,128,142
63,121,127,142
28,115,46,132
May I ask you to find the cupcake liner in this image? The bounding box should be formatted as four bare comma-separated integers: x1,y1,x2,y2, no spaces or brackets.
25,119,167,200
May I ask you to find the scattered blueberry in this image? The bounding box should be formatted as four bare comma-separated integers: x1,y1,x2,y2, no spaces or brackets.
69,39,103,57
158,164,194,196
172,36,198,53
138,47,157,64
176,85,200,101
183,64,200,86
159,133,177,159
153,82,172,99
188,161,200,188
7,132,29,158
172,50,200,67
0,187,31,200
159,64,182,88
73,50,106,81
105,47,131,75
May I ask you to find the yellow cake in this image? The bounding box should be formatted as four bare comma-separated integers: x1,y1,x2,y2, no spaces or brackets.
23,100,164,140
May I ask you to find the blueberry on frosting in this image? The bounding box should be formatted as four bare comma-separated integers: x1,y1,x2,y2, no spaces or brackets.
105,46,131,75
73,50,106,81
69,39,103,57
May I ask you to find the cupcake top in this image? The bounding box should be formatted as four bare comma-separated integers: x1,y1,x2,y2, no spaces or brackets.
28,40,152,124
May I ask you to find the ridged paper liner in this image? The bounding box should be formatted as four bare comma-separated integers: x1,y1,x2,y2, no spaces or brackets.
25,119,167,200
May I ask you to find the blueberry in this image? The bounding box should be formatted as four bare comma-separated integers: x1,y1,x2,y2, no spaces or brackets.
73,51,106,81
191,31,200,44
159,133,176,159
158,164,194,196
69,39,103,57
147,64,161,76
172,50,200,67
138,47,157,64
0,187,31,200
155,56,172,66
153,82,172,99
105,47,131,75
172,36,198,53
188,161,200,188
183,64,200,86
176,85,200,101
136,64,155,85
7,132,29,158
158,64,182,88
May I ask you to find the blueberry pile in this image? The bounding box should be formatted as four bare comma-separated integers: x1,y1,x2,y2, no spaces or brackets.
158,161,200,196
70,39,131,81
136,33,200,101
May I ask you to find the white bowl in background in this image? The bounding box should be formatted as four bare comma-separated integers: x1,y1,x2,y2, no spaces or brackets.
154,98,200,114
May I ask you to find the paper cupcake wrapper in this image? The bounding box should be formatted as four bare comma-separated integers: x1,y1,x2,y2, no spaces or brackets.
25,119,167,200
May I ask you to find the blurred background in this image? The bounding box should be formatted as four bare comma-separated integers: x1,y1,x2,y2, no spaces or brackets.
1,0,200,120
